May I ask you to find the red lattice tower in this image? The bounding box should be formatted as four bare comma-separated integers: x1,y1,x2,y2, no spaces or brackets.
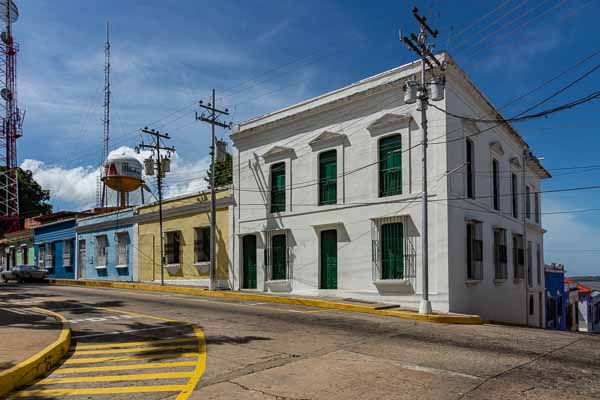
0,0,22,233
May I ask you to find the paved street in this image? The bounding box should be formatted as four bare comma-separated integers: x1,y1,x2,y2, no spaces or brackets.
1,284,599,399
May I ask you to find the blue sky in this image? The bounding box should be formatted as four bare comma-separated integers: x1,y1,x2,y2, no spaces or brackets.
13,0,600,275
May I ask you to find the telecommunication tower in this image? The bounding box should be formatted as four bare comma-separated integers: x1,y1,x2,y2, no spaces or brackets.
98,20,111,207
0,0,22,233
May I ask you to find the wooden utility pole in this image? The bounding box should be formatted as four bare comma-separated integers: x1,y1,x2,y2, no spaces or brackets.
138,128,176,286
196,90,232,290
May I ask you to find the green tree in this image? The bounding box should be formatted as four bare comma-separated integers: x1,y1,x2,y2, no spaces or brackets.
17,167,53,217
205,153,233,189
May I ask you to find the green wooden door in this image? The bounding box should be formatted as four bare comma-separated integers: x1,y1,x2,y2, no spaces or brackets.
381,223,403,279
242,235,257,289
320,230,337,289
271,234,287,280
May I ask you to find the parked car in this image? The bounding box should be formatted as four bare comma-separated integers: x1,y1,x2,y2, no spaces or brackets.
1,265,48,283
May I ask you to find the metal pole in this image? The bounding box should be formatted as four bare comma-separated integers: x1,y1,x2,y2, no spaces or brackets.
522,149,528,325
209,89,217,291
419,53,432,315
157,143,164,286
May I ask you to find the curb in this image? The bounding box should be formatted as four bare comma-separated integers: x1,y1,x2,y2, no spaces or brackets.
0,307,71,398
47,279,482,325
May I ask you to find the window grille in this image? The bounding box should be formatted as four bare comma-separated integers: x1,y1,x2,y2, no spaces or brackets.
371,216,417,281
96,236,108,267
512,234,525,279
264,229,292,281
194,227,210,263
117,233,129,266
165,231,182,265
466,221,483,280
63,240,72,267
38,245,45,269
45,243,55,269
494,229,507,280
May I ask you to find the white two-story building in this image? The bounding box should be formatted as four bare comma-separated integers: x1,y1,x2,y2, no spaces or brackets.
229,53,550,325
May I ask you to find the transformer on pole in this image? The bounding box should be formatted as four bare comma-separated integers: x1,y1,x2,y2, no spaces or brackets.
0,0,22,233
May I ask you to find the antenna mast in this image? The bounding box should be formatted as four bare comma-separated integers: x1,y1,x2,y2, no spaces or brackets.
0,0,22,233
98,20,110,207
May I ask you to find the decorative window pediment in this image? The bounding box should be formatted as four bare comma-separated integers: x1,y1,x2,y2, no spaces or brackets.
262,145,295,162
509,156,521,169
489,141,504,157
308,130,346,149
367,113,412,135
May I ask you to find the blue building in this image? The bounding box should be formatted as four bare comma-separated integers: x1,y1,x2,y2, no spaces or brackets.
544,263,567,330
33,212,85,279
75,208,137,281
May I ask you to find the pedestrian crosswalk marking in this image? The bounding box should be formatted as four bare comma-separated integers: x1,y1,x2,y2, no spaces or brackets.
63,351,199,365
73,336,197,350
11,385,188,397
53,361,198,375
73,343,198,355
38,371,194,384
68,314,136,324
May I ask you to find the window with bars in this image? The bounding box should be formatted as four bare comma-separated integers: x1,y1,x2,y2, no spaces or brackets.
318,150,337,205
527,241,533,287
22,246,29,265
63,240,72,267
466,221,483,280
270,162,286,213
511,173,518,218
494,228,507,280
116,233,129,266
45,243,55,269
38,245,45,269
379,135,402,197
95,236,108,267
165,231,181,265
466,139,475,199
526,186,532,220
194,227,210,263
492,159,500,211
536,244,542,286
371,217,417,281
534,191,540,223
513,234,525,279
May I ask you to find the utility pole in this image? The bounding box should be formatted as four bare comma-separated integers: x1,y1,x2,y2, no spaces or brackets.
137,128,176,286
400,7,445,315
196,90,232,291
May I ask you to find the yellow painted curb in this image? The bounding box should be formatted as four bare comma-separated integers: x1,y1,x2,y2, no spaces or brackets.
47,279,482,325
0,307,71,398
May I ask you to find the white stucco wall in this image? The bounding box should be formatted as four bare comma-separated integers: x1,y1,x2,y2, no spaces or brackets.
230,54,548,324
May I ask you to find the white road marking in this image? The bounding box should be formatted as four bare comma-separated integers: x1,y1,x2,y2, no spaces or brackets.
69,314,136,324
398,363,482,381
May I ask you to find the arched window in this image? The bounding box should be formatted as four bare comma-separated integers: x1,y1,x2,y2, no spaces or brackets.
529,295,534,315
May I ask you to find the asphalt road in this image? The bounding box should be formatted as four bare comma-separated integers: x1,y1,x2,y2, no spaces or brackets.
1,283,599,400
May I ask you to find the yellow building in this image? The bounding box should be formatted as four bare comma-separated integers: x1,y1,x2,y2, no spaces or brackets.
135,190,233,287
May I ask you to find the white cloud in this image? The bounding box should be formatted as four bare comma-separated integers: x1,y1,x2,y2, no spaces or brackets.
20,145,211,210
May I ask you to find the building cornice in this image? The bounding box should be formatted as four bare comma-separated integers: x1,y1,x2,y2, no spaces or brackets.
133,196,234,225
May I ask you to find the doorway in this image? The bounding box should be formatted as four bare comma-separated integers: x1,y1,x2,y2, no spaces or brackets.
320,230,337,289
242,235,257,289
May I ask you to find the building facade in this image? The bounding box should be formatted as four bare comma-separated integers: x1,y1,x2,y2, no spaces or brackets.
544,264,566,330
230,52,550,324
33,213,83,279
135,190,233,287
75,208,138,281
577,282,600,333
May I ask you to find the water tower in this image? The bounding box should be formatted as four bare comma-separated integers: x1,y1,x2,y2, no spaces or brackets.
101,154,143,207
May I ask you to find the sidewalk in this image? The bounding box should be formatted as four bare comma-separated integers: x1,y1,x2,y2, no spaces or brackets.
48,278,483,324
0,296,70,397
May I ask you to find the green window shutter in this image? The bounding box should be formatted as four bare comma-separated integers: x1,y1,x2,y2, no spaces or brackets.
379,135,402,197
320,230,337,289
381,223,404,279
270,163,286,213
319,150,337,205
271,234,287,280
